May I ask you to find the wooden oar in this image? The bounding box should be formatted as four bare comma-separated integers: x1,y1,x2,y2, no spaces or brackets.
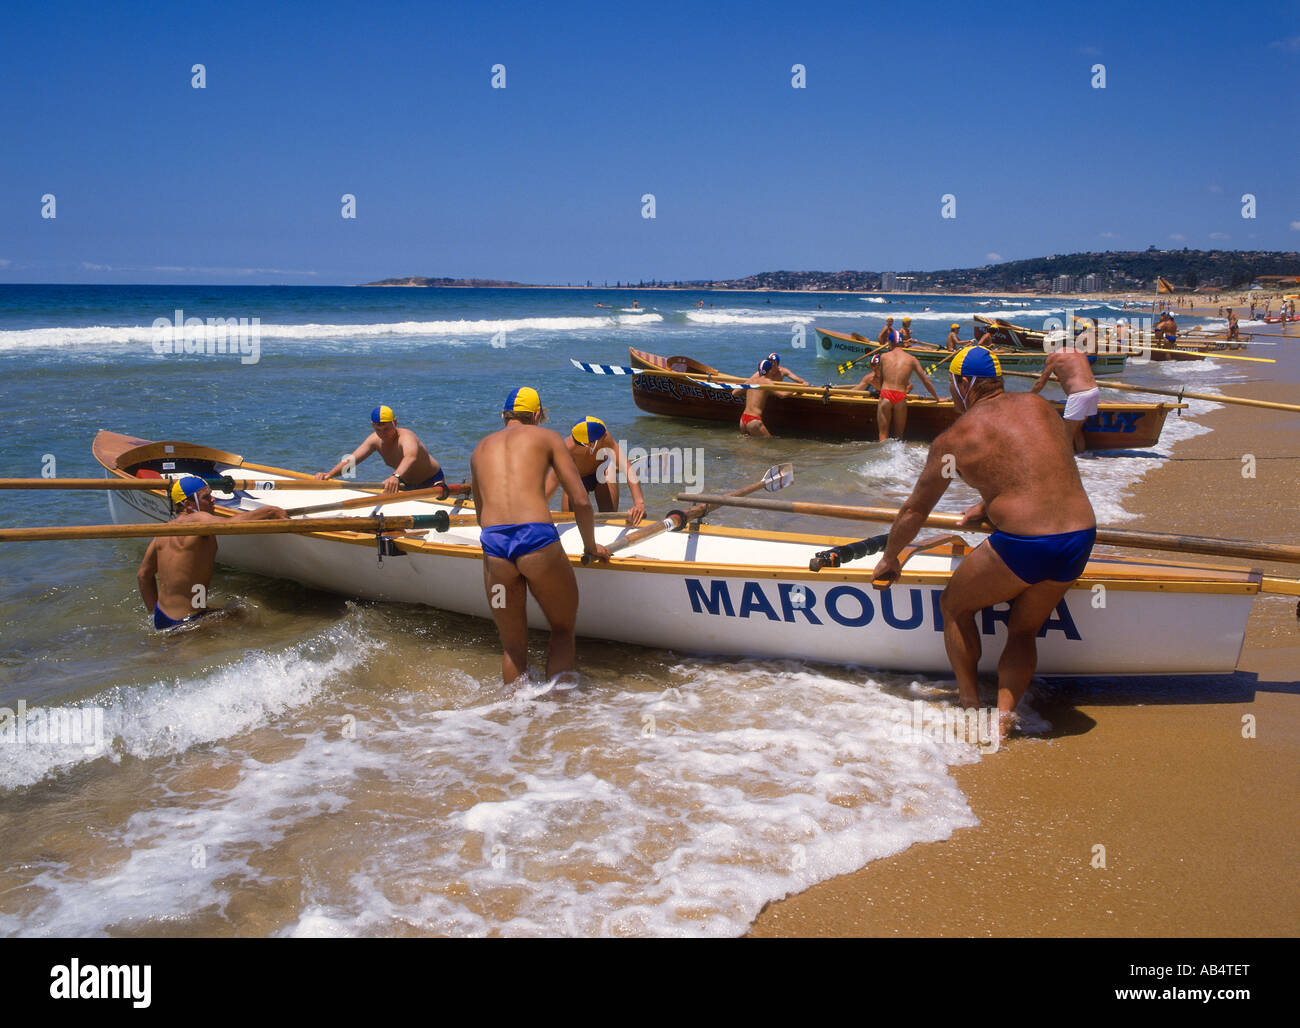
0,513,453,543
1124,343,1274,363
581,463,793,565
1000,369,1300,414
836,340,889,376
288,483,471,515
670,492,1300,566
0,477,407,492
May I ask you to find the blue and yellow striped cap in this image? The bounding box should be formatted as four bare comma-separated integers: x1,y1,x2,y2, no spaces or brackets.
949,345,1001,379
504,386,541,414
170,476,208,504
370,405,395,424
571,417,607,446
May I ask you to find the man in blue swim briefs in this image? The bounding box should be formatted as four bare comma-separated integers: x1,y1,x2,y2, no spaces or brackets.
137,476,287,631
544,416,647,526
872,346,1096,740
314,405,448,495
470,387,612,685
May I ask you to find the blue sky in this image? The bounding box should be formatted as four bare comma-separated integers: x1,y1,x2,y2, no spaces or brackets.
3,0,1298,284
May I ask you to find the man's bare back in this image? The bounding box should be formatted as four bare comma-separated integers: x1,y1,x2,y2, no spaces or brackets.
935,392,1095,534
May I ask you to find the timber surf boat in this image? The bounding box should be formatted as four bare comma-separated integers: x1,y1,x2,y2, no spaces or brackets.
93,430,1259,677
815,325,1129,375
628,349,1179,449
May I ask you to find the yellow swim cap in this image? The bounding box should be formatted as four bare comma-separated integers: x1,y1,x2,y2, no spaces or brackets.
571,417,608,446
170,476,207,504
504,386,541,413
903,316,912,323
370,405,395,424
951,323,960,330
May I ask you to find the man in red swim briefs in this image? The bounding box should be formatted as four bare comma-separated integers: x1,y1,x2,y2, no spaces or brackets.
731,353,809,438
875,333,941,442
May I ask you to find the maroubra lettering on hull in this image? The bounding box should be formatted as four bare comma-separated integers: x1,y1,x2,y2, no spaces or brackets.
685,579,1082,639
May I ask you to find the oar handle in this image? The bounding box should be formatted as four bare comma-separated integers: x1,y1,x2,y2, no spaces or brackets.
0,512,452,543
809,534,890,571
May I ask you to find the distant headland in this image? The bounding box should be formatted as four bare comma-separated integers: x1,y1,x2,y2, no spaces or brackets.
361,249,1299,294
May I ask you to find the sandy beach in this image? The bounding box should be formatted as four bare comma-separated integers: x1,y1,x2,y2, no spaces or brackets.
751,325,1300,938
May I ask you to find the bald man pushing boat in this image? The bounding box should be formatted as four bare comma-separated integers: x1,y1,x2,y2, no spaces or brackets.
471,387,611,685
137,476,286,630
871,346,1096,740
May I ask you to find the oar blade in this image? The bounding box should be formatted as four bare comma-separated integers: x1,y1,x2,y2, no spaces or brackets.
763,463,794,492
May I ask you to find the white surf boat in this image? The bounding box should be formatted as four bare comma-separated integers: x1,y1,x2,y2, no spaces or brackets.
93,431,1260,677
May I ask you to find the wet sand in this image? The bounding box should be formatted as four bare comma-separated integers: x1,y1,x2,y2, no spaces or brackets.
751,330,1300,937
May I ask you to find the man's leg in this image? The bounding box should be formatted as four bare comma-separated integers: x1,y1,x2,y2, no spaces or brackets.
483,555,530,684
516,541,580,678
876,398,893,442
1066,418,1086,453
998,580,1073,716
938,541,1031,707
893,399,908,440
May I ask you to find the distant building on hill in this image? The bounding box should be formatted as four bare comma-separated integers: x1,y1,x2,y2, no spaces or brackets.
1081,274,1099,291
881,272,897,291
1053,274,1074,293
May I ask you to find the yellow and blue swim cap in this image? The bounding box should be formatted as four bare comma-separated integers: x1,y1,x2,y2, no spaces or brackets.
504,386,541,414
170,476,208,504
949,345,1002,379
371,405,395,424
571,417,607,446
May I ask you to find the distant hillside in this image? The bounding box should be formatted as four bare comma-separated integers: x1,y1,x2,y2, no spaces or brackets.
361,250,1300,293
701,250,1300,293
361,276,529,287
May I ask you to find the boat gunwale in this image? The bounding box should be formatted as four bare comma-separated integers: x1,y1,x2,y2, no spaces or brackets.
92,431,1262,596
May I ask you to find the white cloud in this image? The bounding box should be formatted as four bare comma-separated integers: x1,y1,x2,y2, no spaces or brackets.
1099,231,1118,239
1210,232,1230,240
80,261,114,271
1168,234,1187,241
0,258,11,267
1207,183,1223,194
1290,221,1300,231
985,252,1003,262
1269,35,1300,50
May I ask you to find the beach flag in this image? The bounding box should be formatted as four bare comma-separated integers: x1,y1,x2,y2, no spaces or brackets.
1156,277,1175,294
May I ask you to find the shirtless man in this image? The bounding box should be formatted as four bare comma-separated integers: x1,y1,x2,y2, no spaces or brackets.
1227,309,1239,342
544,417,646,525
1030,344,1099,453
732,353,809,438
137,477,287,630
872,346,1096,739
899,317,918,344
877,318,897,346
875,336,941,442
1157,311,1178,346
315,405,446,495
945,323,965,351
470,387,612,685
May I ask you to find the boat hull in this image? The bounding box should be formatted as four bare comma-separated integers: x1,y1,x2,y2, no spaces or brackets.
629,350,1175,449
95,431,1256,677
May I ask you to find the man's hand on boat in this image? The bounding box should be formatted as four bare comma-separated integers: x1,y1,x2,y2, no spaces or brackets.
585,542,613,562
871,553,901,587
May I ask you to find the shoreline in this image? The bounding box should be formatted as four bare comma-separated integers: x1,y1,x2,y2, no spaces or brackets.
749,337,1300,937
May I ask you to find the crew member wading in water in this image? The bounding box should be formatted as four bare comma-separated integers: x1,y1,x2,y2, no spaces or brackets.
732,353,808,438
470,387,611,685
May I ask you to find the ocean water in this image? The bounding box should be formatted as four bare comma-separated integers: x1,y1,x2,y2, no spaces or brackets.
0,285,1238,936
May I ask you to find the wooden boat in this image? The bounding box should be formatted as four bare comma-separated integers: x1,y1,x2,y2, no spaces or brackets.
629,349,1179,450
972,317,1131,373
92,430,1260,677
815,325,1129,375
